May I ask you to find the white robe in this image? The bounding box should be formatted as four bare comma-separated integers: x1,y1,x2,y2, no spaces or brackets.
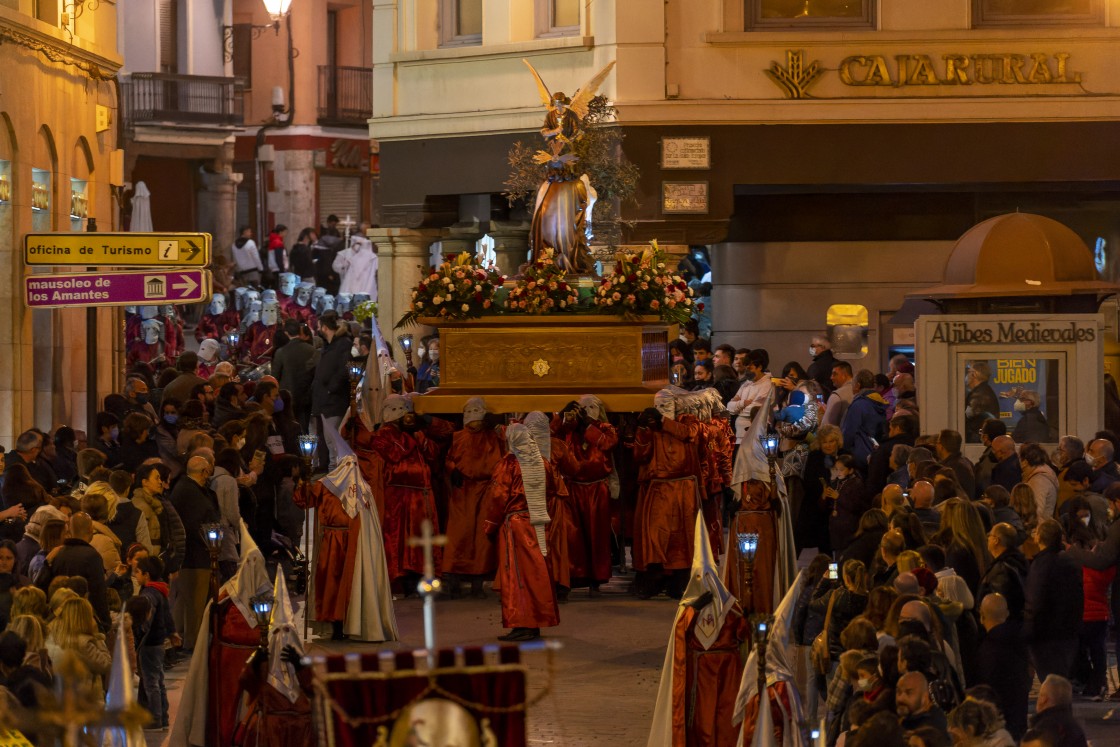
333,238,379,299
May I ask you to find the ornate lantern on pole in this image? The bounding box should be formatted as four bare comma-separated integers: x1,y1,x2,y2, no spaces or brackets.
737,531,759,604
753,614,775,707
348,361,364,404
759,431,781,503
297,433,318,471
202,522,224,601
250,592,275,650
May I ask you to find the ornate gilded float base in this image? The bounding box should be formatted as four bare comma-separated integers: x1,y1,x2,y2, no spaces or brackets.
413,315,675,413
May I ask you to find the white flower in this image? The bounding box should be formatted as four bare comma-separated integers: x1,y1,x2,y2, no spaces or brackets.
416,301,424,308
411,291,418,299
461,303,470,312
442,277,452,285
433,295,443,305
475,284,482,292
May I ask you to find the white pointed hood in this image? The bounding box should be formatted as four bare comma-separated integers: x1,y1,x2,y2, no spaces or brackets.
319,419,375,518
732,389,774,488
681,510,736,650
104,612,146,747
220,519,271,627
267,567,305,704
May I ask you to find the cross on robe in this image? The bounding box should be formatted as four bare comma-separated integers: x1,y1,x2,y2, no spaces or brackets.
408,519,447,657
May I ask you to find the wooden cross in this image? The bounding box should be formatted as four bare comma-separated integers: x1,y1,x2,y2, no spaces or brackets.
408,519,447,659
338,214,356,243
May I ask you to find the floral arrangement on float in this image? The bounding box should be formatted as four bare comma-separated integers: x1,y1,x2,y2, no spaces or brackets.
594,240,695,325
351,300,379,324
503,248,579,313
396,252,506,327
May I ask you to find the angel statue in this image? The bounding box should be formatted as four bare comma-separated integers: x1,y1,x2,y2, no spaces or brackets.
523,59,616,274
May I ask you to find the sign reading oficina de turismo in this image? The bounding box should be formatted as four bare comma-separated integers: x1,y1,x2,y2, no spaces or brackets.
22,232,213,309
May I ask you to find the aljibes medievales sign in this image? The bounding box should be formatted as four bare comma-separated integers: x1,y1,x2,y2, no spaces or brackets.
928,320,1096,345
766,50,1084,99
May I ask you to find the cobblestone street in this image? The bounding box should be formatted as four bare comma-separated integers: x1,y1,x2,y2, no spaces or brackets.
152,571,1120,746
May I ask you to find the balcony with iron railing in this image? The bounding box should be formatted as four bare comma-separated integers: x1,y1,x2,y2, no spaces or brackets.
318,66,373,127
122,73,245,128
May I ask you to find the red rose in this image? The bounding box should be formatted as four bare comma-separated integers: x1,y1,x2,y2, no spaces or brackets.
418,283,427,292
628,274,637,282
698,303,705,311
474,292,483,302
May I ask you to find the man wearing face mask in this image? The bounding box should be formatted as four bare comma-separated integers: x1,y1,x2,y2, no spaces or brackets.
1059,462,1109,534
443,398,504,599
169,456,221,650
726,349,773,445
92,412,122,468
122,376,158,424
1086,437,1120,494
553,395,619,596
806,334,837,395
272,320,315,432
311,311,353,470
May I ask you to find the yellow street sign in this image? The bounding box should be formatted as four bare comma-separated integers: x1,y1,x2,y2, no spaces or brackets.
23,232,211,267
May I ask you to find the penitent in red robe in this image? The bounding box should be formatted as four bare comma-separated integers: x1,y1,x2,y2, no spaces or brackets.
700,419,734,563
670,604,749,747
208,595,261,746
371,423,441,581
241,322,277,364
553,418,619,584
195,311,241,342
443,425,505,576
725,480,779,616
632,418,703,571
234,655,313,747
483,454,560,630
293,481,359,621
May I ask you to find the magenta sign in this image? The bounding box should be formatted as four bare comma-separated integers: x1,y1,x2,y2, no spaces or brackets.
25,269,212,309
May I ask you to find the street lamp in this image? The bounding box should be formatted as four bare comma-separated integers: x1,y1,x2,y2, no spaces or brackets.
202,523,224,601
262,0,294,22
250,593,274,650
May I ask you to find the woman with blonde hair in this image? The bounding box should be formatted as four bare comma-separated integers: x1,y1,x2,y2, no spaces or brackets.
45,597,111,697
897,550,924,574
9,586,47,620
7,614,51,675
1010,483,1041,557
934,498,991,595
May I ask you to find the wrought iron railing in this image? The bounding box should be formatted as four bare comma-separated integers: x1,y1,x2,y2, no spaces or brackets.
317,65,373,126
122,73,245,127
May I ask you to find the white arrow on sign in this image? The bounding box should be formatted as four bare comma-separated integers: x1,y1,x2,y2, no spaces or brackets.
172,274,198,297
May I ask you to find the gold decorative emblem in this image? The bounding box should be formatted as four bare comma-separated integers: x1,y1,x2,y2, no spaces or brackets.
532,358,551,377
766,50,823,99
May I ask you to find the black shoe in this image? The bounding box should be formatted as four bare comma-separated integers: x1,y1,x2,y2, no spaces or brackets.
470,579,488,599
556,585,570,603
589,584,601,598
498,628,527,641
330,621,347,641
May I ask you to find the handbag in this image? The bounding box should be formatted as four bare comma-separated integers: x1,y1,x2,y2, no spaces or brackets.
810,588,839,675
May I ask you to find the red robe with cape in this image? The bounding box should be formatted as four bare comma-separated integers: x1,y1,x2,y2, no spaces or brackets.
293,481,359,621
483,454,560,629
370,423,441,580
554,419,619,583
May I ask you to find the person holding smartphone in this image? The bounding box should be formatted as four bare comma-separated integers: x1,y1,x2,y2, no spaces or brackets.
824,454,868,556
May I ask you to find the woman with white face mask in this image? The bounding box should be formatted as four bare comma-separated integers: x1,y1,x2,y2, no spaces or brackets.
416,337,440,393
823,454,868,556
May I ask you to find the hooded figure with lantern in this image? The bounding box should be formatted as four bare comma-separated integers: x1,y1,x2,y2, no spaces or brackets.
647,512,750,747
483,422,562,642
195,293,241,343
242,297,281,365
442,397,505,599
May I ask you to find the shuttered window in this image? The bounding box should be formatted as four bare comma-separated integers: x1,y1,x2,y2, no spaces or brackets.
232,24,253,84
160,0,178,73
318,174,362,228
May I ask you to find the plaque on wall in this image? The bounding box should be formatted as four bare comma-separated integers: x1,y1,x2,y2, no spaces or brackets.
662,182,709,214
661,137,711,170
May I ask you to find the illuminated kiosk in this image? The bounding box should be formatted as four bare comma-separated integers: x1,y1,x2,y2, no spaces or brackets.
911,213,1120,461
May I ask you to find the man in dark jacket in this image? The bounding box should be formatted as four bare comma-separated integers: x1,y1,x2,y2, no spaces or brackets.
311,311,353,469
973,419,1005,493
805,335,836,395
211,382,247,428
169,456,220,649
35,512,111,629
5,430,58,494
866,413,917,499
272,320,316,431
840,369,887,468
895,671,948,738
160,352,206,409
1027,675,1088,747
976,593,1030,739
935,429,977,498
1024,519,1083,683
979,522,1028,619
989,435,1023,493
